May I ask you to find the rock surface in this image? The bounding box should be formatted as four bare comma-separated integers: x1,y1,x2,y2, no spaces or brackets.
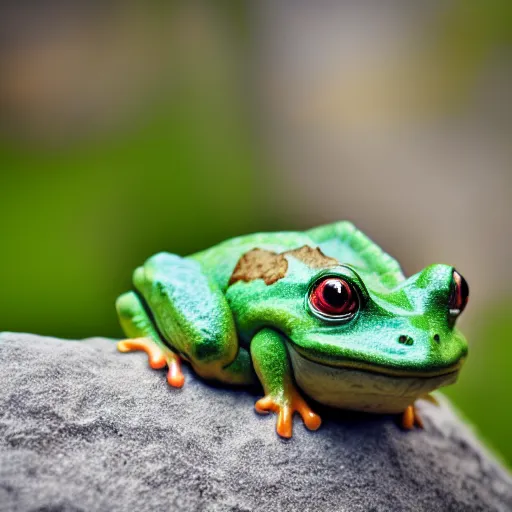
1,333,511,512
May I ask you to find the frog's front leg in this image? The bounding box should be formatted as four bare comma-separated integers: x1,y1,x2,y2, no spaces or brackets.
250,328,322,438
400,394,438,429
401,404,424,429
116,291,185,387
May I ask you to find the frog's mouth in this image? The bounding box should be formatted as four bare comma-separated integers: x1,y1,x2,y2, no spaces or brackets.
287,342,464,379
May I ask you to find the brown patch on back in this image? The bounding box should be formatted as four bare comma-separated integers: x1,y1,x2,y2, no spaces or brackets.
228,248,288,286
283,245,338,268
228,245,339,286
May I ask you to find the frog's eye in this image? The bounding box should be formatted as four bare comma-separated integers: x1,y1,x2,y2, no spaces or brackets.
308,276,359,321
448,269,469,316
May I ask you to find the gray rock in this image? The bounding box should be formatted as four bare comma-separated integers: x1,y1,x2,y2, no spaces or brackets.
0,333,511,512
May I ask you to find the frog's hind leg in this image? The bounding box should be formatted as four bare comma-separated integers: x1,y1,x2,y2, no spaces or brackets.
133,253,254,387
116,291,185,388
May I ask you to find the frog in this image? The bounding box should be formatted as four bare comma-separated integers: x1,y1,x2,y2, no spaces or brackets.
116,221,469,438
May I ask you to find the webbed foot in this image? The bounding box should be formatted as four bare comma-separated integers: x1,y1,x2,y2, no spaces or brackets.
401,404,424,430
255,388,322,438
118,337,185,388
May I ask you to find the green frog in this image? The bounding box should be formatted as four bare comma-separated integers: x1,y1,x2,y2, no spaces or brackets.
116,221,469,438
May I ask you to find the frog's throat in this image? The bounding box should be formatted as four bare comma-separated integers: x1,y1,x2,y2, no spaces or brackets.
287,343,460,414
287,342,464,379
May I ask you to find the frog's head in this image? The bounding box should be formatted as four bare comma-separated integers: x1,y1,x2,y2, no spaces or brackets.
227,246,469,378
291,262,469,378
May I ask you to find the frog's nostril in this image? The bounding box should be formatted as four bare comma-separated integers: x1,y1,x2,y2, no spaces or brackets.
433,334,441,343
398,335,414,346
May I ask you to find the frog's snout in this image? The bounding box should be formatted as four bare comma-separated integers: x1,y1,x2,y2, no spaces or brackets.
397,332,444,347
398,334,414,346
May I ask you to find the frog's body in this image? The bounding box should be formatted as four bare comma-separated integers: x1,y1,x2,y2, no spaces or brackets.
116,221,468,437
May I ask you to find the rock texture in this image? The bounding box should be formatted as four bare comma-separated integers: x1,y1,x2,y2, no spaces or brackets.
1,332,511,512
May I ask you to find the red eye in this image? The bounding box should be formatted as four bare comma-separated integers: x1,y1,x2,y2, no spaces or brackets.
309,277,359,319
449,269,469,316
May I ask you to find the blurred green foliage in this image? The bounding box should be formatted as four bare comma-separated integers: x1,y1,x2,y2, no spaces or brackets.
0,90,268,339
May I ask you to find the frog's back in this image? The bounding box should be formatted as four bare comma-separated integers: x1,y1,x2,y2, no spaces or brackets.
188,221,404,291
189,231,314,290
306,221,404,287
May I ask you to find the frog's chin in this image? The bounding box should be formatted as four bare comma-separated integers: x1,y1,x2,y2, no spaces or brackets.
286,342,462,414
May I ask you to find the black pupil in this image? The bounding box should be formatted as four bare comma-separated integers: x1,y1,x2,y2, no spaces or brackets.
323,280,349,308
451,269,469,310
459,274,469,303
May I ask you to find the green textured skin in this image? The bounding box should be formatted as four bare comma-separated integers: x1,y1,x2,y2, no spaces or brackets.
116,221,468,411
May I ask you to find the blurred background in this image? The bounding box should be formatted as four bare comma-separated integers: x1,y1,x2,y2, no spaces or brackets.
0,1,510,465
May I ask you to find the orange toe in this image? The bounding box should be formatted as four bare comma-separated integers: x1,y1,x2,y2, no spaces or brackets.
300,409,322,431
255,396,277,415
402,405,415,429
401,405,423,430
277,407,293,438
414,409,424,429
292,391,322,431
167,359,185,388
118,338,185,388
117,338,166,368
254,389,321,438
